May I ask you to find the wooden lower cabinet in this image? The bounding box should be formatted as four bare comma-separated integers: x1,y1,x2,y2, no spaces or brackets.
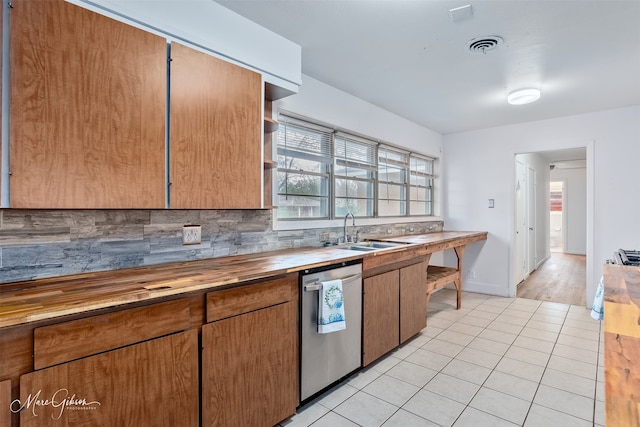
363,260,427,366
201,300,298,426
363,270,400,366
400,260,428,343
17,330,199,427
1,380,11,427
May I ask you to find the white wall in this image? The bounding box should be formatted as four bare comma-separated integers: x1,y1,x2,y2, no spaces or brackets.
551,167,587,255
276,75,443,159
444,105,640,305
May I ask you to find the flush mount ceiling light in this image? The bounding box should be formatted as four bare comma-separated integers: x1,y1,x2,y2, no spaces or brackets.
507,88,541,105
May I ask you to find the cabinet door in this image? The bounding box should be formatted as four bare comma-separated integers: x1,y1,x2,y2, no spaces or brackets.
202,301,298,427
400,260,428,343
170,43,262,209
363,270,400,366
18,330,199,427
9,0,166,208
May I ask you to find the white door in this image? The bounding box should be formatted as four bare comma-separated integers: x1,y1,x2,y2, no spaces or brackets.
527,167,537,273
515,160,527,284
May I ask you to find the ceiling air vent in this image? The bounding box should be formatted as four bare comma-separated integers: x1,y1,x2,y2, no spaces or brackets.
466,36,503,54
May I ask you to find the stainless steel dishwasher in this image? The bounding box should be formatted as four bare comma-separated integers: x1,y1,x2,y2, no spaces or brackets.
300,261,362,402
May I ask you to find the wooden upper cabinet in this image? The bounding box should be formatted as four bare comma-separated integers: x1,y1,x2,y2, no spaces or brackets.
169,43,262,209
9,0,166,209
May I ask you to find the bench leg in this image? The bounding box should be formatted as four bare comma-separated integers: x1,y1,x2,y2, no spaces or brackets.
453,245,466,310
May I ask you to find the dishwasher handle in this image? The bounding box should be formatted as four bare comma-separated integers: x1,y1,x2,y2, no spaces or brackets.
303,273,362,292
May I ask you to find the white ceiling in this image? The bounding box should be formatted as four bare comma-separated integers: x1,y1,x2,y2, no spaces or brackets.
215,0,640,135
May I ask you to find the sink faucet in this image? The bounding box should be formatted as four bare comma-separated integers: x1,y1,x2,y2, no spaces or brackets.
343,212,355,243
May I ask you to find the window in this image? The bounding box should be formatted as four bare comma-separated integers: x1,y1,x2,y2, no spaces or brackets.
276,118,332,219
334,134,376,218
378,145,408,216
275,114,436,220
409,154,434,216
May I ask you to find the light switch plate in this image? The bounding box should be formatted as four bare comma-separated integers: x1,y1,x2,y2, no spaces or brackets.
182,225,202,245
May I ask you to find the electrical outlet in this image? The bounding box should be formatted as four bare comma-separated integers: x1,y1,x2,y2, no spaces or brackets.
182,225,201,245
320,232,330,242
469,270,476,279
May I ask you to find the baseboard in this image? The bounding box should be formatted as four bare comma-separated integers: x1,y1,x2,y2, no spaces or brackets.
536,255,549,270
461,280,511,297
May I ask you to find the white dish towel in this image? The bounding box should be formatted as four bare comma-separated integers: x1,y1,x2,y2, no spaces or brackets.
318,279,346,334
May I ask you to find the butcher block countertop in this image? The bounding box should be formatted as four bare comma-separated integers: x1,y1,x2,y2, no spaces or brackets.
378,230,488,249
603,264,640,427
0,231,487,329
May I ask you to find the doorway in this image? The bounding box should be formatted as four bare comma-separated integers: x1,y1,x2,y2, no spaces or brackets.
549,180,566,253
513,148,590,306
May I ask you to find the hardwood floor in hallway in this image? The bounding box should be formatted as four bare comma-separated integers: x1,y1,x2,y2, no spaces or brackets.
517,252,587,306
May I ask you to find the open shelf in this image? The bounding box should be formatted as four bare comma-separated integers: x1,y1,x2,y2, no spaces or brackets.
264,117,279,133
264,159,278,169
426,265,459,290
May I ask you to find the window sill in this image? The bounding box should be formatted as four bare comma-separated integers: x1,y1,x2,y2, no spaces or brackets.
272,216,443,231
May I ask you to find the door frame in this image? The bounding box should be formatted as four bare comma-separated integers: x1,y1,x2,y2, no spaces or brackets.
509,140,594,307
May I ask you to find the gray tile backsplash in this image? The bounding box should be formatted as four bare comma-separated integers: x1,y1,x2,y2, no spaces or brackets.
0,209,442,284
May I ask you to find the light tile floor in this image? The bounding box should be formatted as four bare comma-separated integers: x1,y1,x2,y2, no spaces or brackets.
280,288,605,427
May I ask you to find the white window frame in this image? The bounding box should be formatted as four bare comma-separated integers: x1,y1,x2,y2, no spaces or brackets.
273,113,440,227
275,117,332,219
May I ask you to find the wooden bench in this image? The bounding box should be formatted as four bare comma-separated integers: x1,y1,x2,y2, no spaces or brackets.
425,245,466,310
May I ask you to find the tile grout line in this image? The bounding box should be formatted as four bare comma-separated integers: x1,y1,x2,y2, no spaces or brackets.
451,295,542,426
420,292,527,426
431,294,597,426
519,301,568,426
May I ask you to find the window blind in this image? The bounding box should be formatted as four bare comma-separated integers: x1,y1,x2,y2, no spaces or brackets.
378,145,409,216
334,133,376,217
276,116,332,219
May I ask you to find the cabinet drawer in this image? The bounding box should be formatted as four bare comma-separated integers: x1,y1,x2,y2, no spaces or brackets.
363,246,427,276
34,299,190,369
207,274,297,323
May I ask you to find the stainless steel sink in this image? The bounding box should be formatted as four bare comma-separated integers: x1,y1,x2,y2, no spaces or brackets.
343,241,406,251
345,245,376,251
356,242,402,249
